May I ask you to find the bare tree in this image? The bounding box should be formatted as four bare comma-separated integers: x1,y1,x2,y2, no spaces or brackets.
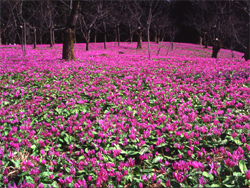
109,1,127,46
185,1,216,48
234,0,250,60
78,1,107,51
126,0,144,49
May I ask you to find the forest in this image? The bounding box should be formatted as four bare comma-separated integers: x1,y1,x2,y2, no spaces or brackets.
0,0,249,60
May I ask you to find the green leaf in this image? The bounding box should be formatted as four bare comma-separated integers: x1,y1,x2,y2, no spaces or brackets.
64,135,70,145
223,176,235,185
11,159,20,168
40,171,50,178
202,171,214,181
210,184,220,187
224,184,235,187
31,145,37,150
141,169,153,173
128,151,140,156
152,156,163,164
239,160,247,174
233,172,242,177
234,138,243,145
25,176,34,184
127,106,132,111
78,156,85,161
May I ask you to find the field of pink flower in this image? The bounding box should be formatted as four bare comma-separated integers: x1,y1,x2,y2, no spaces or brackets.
0,42,250,188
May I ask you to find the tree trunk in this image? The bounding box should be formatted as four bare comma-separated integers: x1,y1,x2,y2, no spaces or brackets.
147,25,150,58
129,25,133,43
23,22,26,56
94,29,97,43
114,24,117,42
86,30,90,51
154,29,157,43
62,1,80,61
156,37,164,56
245,3,250,61
34,28,37,49
40,34,42,44
157,28,160,43
0,18,1,45
50,27,53,47
199,37,202,45
212,39,221,58
244,37,249,61
170,40,174,51
117,23,120,46
63,28,75,60
104,22,107,49
231,50,235,58
74,30,76,44
137,27,142,49
204,32,208,48
86,41,89,51
21,26,23,50
53,27,55,45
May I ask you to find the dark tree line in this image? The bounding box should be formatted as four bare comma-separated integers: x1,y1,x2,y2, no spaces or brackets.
185,0,249,59
0,0,249,60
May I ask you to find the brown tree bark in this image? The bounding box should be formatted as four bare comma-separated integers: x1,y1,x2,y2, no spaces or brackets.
117,23,120,46
34,28,37,49
245,3,250,61
153,26,157,43
103,22,107,49
204,32,208,48
86,30,90,51
53,27,55,45
129,25,133,43
244,39,249,61
50,27,53,47
147,25,150,58
40,35,42,44
94,29,97,43
114,24,117,42
23,22,26,56
74,30,76,44
212,39,221,58
157,28,160,43
137,27,142,49
62,1,80,61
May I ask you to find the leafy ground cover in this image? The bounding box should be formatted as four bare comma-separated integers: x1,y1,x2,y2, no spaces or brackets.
0,42,250,188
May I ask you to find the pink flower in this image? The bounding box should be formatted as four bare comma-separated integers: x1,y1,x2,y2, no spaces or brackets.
3,176,8,184
199,176,207,187
87,175,92,181
48,174,53,180
138,182,143,188
123,170,128,176
232,132,238,138
165,180,171,187
246,170,250,180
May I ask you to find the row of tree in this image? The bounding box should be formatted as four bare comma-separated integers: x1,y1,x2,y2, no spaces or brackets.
0,0,249,60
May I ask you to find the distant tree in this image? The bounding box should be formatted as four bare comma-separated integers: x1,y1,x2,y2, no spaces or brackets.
185,1,216,48
78,1,107,51
185,0,248,58
108,1,127,46
126,0,163,58
234,0,250,60
126,0,144,49
94,1,111,50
